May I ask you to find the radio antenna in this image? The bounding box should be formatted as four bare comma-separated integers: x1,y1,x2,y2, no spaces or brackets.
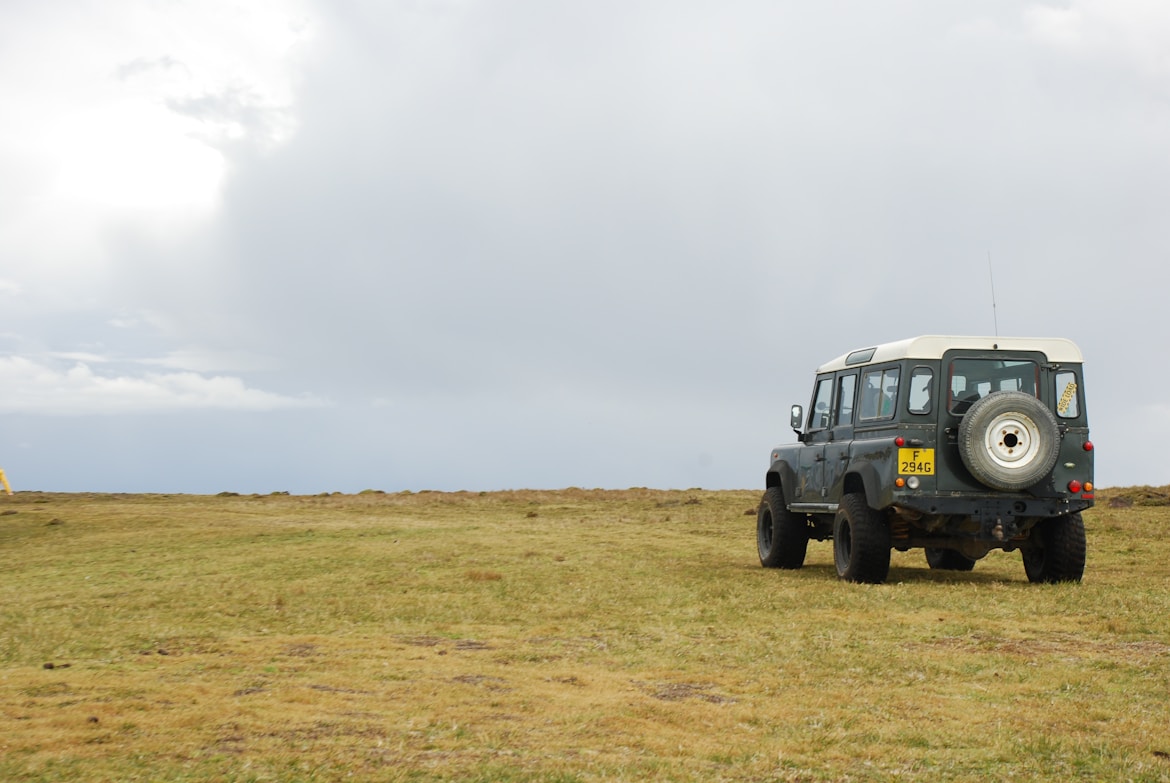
987,251,999,337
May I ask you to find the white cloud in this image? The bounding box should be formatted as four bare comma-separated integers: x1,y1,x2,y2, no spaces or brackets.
1024,5,1085,45
1023,1,1170,75
0,356,325,415
107,309,181,337
143,348,281,373
46,351,112,365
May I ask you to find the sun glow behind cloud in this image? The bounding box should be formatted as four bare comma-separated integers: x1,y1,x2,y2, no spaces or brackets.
48,99,227,214
1,0,312,236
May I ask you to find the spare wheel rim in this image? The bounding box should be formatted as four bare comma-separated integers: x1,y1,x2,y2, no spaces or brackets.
982,412,1042,470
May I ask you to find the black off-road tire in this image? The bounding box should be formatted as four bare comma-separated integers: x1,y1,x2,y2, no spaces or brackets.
925,547,977,571
757,486,808,569
1022,512,1086,583
958,391,1061,491
832,493,891,584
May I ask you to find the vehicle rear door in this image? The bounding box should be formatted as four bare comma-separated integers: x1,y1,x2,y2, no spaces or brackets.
937,349,1047,491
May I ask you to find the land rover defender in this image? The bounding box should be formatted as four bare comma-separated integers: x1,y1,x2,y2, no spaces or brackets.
757,336,1093,583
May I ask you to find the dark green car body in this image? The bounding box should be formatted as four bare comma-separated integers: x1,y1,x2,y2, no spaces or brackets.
759,336,1093,583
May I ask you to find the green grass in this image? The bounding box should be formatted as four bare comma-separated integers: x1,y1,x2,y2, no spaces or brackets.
1,488,1169,781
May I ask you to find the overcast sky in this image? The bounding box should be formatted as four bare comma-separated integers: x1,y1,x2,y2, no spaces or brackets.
1,1,1167,493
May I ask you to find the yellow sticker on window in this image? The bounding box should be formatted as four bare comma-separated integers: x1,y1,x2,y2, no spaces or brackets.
1057,382,1077,415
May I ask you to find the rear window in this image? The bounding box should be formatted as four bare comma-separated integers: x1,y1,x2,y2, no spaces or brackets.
948,359,1038,414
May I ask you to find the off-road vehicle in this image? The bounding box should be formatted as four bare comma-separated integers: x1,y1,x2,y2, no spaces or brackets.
757,335,1093,583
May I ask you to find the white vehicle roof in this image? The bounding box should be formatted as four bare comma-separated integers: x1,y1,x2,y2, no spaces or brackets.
816,335,1084,374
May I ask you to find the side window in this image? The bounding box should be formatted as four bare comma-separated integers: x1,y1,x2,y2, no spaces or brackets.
909,367,933,414
1055,371,1080,419
809,377,834,431
859,367,900,421
835,374,857,427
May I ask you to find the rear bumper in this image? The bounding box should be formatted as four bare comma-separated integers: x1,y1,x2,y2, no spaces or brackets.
889,494,1092,551
891,493,1092,520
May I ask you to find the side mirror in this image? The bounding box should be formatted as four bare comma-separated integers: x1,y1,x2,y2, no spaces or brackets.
790,404,804,431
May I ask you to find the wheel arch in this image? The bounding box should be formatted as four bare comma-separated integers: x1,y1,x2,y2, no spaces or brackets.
766,461,799,502
844,463,888,510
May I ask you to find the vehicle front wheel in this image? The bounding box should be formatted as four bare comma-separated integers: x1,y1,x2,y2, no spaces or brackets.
1022,513,1086,583
757,486,808,569
833,493,891,584
925,547,977,572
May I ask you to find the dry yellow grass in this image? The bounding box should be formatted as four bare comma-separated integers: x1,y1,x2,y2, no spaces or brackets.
1,488,1169,781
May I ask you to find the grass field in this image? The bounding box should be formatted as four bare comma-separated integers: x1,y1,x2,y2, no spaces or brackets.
1,487,1169,782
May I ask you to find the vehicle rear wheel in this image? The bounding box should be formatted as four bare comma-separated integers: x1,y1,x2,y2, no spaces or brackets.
925,547,977,571
757,486,808,569
958,391,1060,491
832,493,891,584
1022,513,1086,583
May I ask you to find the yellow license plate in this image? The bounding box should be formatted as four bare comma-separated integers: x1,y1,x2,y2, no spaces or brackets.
899,448,935,475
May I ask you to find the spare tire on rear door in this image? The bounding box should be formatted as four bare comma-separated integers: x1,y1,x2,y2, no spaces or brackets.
957,391,1060,491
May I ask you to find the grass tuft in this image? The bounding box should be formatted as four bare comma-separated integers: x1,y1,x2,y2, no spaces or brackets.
465,570,504,582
